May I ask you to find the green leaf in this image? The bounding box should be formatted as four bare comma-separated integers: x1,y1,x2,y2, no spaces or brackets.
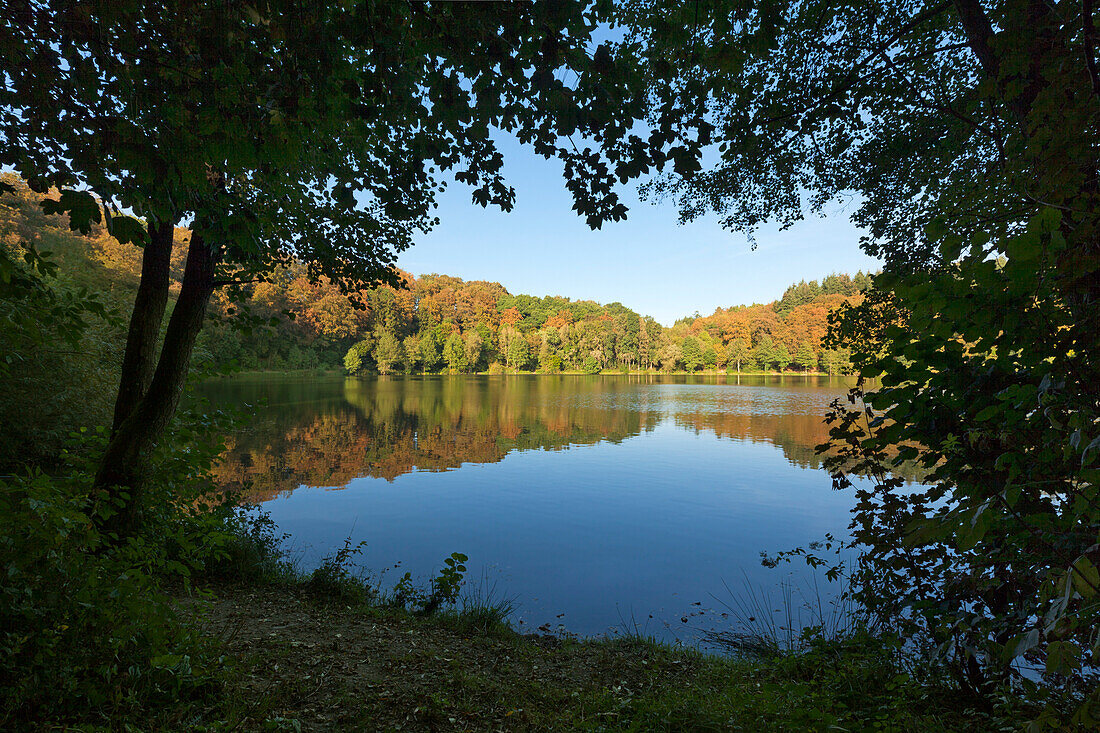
1045,641,1080,676
974,405,999,422
105,214,148,246
1071,557,1099,598
1008,231,1042,261
1032,207,1062,233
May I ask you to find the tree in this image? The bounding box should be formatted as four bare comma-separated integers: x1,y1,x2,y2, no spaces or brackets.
419,334,442,373
343,334,375,375
506,336,530,371
403,335,422,373
500,307,524,328
538,333,558,372
819,348,851,377
794,343,817,372
443,333,468,373
463,330,484,372
775,280,821,315
773,342,791,372
726,339,750,374
373,330,403,375
627,0,1100,713
657,339,681,373
702,344,718,370
752,335,776,372
680,335,703,371
1,1,691,532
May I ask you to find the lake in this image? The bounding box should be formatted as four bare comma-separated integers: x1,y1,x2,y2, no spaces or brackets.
198,374,862,645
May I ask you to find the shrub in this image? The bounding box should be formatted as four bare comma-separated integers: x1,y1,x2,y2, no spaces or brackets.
0,469,225,727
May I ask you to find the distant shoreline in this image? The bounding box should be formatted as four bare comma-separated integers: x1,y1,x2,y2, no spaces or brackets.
209,368,855,378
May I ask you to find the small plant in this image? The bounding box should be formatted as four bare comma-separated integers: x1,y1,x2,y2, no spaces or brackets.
306,537,371,604
423,552,468,614
390,571,426,609
387,552,471,614
704,563,872,659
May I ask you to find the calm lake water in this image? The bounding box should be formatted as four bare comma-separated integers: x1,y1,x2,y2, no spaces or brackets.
198,374,862,644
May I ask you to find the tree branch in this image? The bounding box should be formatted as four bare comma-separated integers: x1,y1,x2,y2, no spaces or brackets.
759,1,953,128
951,0,1000,78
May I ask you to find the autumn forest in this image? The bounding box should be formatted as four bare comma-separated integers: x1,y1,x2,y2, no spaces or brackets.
0,178,868,380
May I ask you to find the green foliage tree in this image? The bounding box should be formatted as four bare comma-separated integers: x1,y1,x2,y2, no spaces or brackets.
775,280,821,315
419,333,443,373
373,330,404,375
626,0,1100,717
403,335,422,373
794,343,817,372
702,344,718,370
444,333,468,373
680,335,703,371
538,337,555,373
819,348,851,377
726,339,750,374
773,342,791,372
752,335,776,372
506,335,531,371
343,339,374,375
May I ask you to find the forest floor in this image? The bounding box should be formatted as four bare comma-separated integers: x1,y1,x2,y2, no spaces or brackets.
192,583,983,732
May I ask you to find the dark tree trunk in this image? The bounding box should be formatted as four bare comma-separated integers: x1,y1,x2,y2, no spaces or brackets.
111,219,175,433
94,232,217,536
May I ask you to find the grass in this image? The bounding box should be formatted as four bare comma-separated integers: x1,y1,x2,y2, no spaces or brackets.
703,570,872,658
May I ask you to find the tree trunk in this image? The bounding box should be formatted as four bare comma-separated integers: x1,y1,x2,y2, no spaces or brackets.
111,219,175,433
94,232,217,536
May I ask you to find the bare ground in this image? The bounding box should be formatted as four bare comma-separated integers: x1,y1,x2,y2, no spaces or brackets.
195,584,717,732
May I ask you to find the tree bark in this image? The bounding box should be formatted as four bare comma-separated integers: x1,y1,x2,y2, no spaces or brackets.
111,219,175,433
94,232,217,536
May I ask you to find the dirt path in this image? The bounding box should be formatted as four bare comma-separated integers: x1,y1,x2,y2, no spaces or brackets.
199,585,703,731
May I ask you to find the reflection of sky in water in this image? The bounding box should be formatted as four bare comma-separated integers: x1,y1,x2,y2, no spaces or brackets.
202,375,863,643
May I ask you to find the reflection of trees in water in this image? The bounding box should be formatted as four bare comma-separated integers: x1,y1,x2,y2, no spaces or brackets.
212,377,664,502
672,410,831,470
207,375,920,502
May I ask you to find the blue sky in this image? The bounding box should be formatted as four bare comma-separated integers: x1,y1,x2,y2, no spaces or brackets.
398,135,881,325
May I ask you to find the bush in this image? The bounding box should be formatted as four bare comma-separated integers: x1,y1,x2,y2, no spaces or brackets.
305,537,373,604
0,469,225,727
0,405,248,727
202,506,297,585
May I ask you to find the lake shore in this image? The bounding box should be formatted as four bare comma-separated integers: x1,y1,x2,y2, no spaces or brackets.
191,581,986,732
211,368,849,378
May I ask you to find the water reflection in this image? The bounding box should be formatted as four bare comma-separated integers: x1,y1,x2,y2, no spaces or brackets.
203,374,852,501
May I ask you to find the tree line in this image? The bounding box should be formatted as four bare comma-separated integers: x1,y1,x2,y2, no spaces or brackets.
202,262,870,375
